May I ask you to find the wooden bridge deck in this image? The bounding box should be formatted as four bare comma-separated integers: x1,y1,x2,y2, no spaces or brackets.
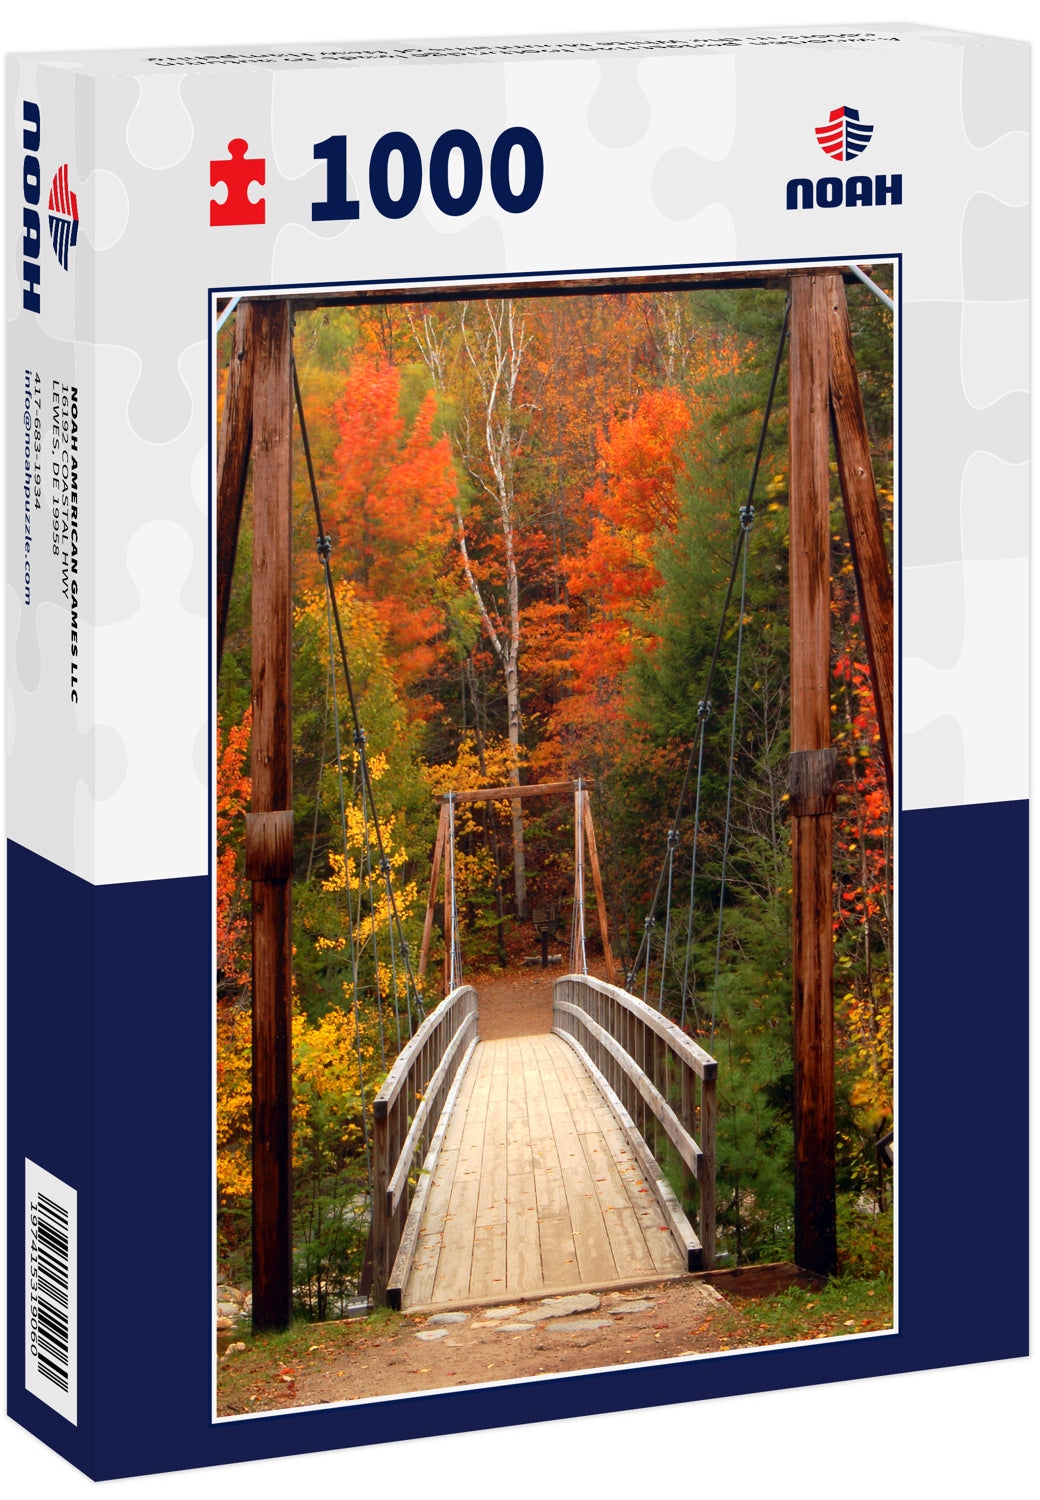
401,1033,687,1312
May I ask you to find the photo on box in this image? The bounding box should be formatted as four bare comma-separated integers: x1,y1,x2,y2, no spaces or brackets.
212,257,895,1416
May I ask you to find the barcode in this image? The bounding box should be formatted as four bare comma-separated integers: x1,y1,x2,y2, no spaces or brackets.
25,1160,77,1425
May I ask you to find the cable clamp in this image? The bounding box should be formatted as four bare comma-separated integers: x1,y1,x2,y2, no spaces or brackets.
667,828,679,848
644,915,654,930
316,532,332,560
740,503,755,531
697,699,712,723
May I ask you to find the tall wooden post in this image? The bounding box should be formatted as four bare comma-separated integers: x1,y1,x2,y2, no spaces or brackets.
215,300,255,673
247,299,295,1330
788,272,837,1277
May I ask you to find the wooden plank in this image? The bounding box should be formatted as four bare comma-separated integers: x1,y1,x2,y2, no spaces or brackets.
404,1269,688,1319
436,780,589,804
521,1036,579,1286
540,1041,620,1286
404,1047,481,1307
387,1013,476,1213
502,1039,543,1292
554,1028,700,1270
595,1118,685,1274
387,1036,480,1309
554,1001,702,1176
429,1044,493,1305
469,1069,509,1297
788,271,837,1279
249,297,294,1332
582,792,616,983
694,1261,825,1299
578,1132,657,1276
402,1056,480,1308
216,299,254,674
827,273,894,795
417,802,448,982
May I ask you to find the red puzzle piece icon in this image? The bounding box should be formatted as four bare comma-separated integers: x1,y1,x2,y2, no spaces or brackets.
210,139,265,227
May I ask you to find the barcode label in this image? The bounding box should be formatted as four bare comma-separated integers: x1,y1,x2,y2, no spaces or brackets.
25,1159,77,1425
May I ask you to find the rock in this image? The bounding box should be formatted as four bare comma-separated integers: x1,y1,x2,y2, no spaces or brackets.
493,1322,534,1332
427,1312,468,1326
610,1299,655,1315
518,1294,601,1323
547,1318,613,1331
482,1306,520,1320
415,1328,450,1341
216,1285,243,1305
217,1302,241,1318
224,1341,247,1356
216,1317,233,1331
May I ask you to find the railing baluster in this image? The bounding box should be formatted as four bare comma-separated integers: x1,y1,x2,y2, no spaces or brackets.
370,984,479,1305
553,971,717,1270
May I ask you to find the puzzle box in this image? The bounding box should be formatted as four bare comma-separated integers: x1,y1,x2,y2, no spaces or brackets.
5,23,1029,1480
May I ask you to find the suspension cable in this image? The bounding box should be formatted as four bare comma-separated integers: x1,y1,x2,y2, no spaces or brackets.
293,360,426,1029
320,546,374,1191
711,503,754,1051
626,299,789,1002
679,699,711,1031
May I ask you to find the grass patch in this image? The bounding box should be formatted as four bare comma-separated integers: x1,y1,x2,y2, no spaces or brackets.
217,1305,405,1415
714,1272,893,1352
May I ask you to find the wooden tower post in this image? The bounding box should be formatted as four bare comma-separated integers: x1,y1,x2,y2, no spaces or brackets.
246,299,295,1330
788,271,838,1278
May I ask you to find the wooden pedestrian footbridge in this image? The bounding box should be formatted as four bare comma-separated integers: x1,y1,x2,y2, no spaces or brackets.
370,975,717,1312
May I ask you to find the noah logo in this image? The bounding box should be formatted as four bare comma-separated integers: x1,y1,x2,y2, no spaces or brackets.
48,165,79,270
787,104,900,210
815,106,873,163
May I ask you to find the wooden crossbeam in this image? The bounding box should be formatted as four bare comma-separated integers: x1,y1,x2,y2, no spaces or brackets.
436,779,591,804
272,264,875,313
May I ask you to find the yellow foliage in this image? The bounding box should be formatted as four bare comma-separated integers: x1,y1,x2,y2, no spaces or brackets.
216,999,386,1213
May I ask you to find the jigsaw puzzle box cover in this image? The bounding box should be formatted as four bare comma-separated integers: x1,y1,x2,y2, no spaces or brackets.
5,22,1030,1482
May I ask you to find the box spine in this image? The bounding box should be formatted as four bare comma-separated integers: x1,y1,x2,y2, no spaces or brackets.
6,56,97,1476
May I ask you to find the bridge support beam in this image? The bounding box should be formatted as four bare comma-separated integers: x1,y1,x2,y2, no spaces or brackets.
788,272,838,1279
248,298,295,1330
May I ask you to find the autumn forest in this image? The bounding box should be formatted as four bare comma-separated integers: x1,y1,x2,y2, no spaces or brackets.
216,276,894,1311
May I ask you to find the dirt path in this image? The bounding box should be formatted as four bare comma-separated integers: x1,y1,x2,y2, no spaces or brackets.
218,1277,734,1413
467,959,612,1039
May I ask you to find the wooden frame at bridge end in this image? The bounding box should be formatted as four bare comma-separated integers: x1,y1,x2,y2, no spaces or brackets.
418,780,618,990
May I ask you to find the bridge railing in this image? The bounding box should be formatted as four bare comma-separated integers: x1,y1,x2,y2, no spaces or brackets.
371,984,479,1306
553,974,717,1270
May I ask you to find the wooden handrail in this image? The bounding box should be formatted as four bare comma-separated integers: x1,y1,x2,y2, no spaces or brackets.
562,972,717,1080
370,985,479,1305
553,974,716,1270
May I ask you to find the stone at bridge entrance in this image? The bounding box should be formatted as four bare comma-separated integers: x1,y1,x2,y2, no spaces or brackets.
517,1293,601,1322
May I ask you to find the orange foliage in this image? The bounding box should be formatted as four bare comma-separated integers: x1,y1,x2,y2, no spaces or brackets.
216,708,251,999
321,357,458,687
